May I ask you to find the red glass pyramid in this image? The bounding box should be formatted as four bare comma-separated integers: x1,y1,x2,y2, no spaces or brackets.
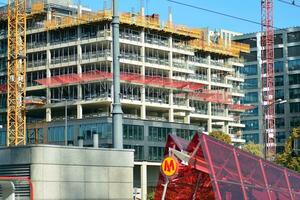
154,133,300,200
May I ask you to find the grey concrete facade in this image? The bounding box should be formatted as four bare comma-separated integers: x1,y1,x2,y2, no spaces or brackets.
0,145,134,200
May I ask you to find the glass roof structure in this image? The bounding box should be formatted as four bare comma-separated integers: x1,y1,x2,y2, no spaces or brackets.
154,133,300,200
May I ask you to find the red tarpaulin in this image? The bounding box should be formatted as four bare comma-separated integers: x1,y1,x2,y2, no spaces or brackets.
155,134,300,200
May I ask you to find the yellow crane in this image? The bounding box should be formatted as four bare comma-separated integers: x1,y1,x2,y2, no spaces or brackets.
7,0,27,146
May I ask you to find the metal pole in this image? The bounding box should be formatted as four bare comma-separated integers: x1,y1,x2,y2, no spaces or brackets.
65,99,68,146
112,0,123,149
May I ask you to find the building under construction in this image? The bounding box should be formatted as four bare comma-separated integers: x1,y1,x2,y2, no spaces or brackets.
0,0,250,197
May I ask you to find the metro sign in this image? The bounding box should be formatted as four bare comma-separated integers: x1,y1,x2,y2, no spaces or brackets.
161,156,178,178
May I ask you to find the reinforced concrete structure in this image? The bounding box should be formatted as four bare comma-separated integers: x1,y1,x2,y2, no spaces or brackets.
235,27,300,153
0,1,250,197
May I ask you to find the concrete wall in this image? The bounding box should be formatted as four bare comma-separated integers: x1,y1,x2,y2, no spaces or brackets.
0,145,134,200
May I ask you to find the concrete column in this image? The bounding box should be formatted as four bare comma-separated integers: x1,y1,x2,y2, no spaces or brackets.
77,104,83,119
141,30,146,120
93,132,99,148
169,90,174,122
141,162,147,200
207,54,212,132
184,114,190,124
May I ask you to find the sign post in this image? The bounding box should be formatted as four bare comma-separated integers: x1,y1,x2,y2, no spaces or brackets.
161,156,178,200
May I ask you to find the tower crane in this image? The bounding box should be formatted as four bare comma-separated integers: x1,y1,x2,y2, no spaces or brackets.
261,0,275,159
6,0,27,146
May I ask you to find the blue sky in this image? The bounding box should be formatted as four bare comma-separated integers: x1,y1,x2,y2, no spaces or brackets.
78,0,300,33
1,0,299,33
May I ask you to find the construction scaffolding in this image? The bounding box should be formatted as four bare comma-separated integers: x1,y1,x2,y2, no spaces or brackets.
43,9,249,57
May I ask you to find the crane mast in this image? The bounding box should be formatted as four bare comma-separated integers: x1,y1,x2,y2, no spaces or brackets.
261,0,275,159
7,0,27,146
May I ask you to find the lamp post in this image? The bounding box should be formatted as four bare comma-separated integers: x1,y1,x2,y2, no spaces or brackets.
263,98,287,159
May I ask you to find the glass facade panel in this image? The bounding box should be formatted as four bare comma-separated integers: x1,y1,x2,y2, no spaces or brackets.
290,102,300,113
288,31,300,43
242,64,257,75
80,123,112,140
274,61,284,73
124,145,144,161
123,124,144,141
289,74,300,85
289,88,300,99
243,78,258,89
148,146,164,161
148,126,171,142
242,120,259,131
242,133,259,143
176,129,196,141
275,75,284,86
241,92,258,104
275,118,285,129
288,59,300,71
275,103,285,114
288,46,300,57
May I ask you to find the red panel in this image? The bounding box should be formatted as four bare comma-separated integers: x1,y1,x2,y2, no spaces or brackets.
155,134,300,200
204,137,240,182
237,151,266,188
217,181,244,200
264,162,289,190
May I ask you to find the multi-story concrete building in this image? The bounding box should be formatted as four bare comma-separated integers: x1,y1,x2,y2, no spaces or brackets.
235,27,300,153
0,1,249,195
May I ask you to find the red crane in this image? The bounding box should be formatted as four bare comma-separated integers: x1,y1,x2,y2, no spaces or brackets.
261,0,275,159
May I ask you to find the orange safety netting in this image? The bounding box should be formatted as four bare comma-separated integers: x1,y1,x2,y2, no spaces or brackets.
35,70,205,91
155,133,300,200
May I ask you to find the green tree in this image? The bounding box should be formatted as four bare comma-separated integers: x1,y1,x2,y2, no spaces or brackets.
276,128,300,172
147,191,155,200
242,142,263,157
209,131,231,144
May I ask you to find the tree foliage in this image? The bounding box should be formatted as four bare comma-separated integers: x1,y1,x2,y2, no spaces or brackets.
242,142,263,157
209,131,231,144
276,128,300,172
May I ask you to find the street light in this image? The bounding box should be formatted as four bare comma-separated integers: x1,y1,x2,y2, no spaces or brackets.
262,98,287,159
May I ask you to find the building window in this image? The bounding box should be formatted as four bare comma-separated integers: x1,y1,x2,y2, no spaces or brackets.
274,34,283,45
176,129,196,141
275,89,284,100
48,126,74,142
288,59,300,71
242,107,259,116
288,46,300,57
274,61,284,73
148,146,165,161
289,74,300,85
290,116,300,128
275,118,285,129
287,31,300,43
242,133,259,144
124,145,144,161
80,123,112,140
148,127,172,142
242,120,259,131
275,103,285,114
243,78,258,89
0,131,5,146
276,132,286,143
123,124,144,141
274,48,283,59
290,102,300,113
242,64,257,76
242,51,257,62
275,76,284,86
289,88,300,99
241,92,258,104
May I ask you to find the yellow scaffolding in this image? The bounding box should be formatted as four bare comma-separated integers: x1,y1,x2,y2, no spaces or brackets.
44,10,249,57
